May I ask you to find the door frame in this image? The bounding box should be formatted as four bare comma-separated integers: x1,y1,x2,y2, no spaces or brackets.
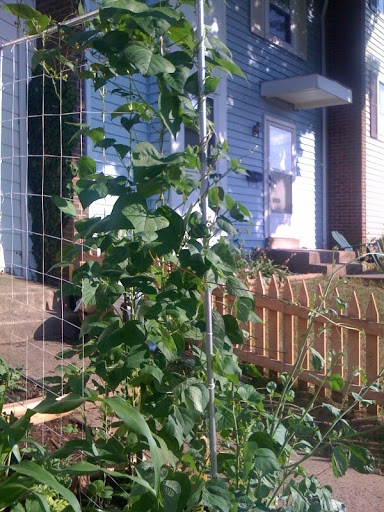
264,115,296,239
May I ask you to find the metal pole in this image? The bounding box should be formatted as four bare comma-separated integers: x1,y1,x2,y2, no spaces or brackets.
196,0,218,479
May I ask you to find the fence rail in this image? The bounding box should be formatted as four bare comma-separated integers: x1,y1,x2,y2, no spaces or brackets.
213,273,383,413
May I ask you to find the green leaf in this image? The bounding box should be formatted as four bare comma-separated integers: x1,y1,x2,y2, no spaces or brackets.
0,482,31,509
95,282,124,310
121,115,141,134
322,403,341,417
33,394,88,415
207,54,245,78
348,445,375,473
201,478,230,512
208,186,226,210
212,310,226,350
26,493,51,512
52,195,77,217
233,297,254,323
243,440,258,479
161,480,181,512
60,461,100,476
31,48,59,71
123,45,175,76
328,373,344,392
98,320,146,353
184,383,209,413
2,3,42,18
158,92,182,139
101,0,148,14
252,448,281,475
331,445,348,477
237,384,263,404
78,156,96,177
10,461,81,512
226,276,253,299
104,396,162,493
310,347,324,371
223,314,244,345
217,216,237,236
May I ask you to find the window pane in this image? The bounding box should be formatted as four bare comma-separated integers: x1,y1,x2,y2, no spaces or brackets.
271,0,290,13
269,125,292,174
270,1,291,43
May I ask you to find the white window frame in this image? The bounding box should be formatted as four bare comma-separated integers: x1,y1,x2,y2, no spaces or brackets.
250,0,307,60
378,75,384,140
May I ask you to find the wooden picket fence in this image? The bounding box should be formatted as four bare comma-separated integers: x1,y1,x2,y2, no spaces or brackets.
212,273,384,413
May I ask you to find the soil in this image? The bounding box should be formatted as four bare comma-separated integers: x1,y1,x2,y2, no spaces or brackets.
26,415,86,456
5,377,44,404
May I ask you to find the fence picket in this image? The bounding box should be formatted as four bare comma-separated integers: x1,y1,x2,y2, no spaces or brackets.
314,284,327,397
297,281,310,391
330,288,344,401
268,275,280,379
366,294,379,414
347,292,361,388
253,272,265,357
282,279,294,366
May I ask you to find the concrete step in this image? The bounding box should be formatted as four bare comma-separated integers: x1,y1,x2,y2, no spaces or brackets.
0,275,59,312
265,249,362,276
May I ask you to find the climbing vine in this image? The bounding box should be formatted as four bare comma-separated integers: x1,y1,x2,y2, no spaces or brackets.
28,67,77,279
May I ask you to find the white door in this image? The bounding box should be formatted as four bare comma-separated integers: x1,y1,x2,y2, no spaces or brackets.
264,117,296,241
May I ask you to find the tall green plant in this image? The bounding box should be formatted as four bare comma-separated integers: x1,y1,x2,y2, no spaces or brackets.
28,66,77,280
0,2,381,512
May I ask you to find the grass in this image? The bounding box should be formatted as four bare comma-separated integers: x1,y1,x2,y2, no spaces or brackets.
290,274,384,319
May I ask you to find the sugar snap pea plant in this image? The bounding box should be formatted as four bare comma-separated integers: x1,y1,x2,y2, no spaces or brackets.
0,2,380,511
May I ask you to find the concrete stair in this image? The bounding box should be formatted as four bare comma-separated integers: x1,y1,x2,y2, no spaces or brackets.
0,274,80,379
265,249,363,276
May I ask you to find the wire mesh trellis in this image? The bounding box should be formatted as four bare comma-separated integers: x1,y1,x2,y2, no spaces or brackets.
0,11,116,443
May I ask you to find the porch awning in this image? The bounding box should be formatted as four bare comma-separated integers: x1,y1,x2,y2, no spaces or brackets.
260,74,352,109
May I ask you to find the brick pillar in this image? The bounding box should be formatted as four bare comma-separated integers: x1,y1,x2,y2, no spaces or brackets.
326,0,366,246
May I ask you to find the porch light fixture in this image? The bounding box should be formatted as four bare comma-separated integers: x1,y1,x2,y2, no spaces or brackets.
252,122,261,137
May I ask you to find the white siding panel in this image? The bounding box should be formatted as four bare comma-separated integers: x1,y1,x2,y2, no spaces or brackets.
0,0,35,275
365,6,384,239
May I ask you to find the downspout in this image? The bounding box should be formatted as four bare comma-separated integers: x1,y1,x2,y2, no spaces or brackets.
321,0,329,248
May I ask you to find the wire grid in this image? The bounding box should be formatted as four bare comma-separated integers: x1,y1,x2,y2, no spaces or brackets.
0,16,126,442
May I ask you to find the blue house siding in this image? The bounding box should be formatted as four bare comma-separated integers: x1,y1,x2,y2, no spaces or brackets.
225,0,324,250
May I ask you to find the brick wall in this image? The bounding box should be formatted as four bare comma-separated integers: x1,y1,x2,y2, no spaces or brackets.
326,0,366,246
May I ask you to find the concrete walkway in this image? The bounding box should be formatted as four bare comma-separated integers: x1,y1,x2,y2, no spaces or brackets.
304,456,384,512
0,274,79,380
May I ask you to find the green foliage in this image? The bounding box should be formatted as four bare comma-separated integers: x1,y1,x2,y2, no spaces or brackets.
235,247,290,283
1,1,380,511
28,67,77,280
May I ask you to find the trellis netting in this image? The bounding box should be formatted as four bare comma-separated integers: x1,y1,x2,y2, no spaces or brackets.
0,11,116,431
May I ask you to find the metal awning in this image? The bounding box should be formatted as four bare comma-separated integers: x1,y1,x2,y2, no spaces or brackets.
261,74,352,109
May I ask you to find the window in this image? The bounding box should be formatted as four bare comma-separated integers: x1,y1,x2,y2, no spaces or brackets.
265,118,295,214
370,0,384,13
379,81,384,139
250,0,307,60
370,71,384,140
270,0,291,44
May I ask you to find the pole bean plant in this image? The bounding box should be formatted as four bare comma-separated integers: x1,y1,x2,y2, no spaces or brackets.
0,1,380,511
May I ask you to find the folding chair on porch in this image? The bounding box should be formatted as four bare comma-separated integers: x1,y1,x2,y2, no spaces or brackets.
332,231,384,270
